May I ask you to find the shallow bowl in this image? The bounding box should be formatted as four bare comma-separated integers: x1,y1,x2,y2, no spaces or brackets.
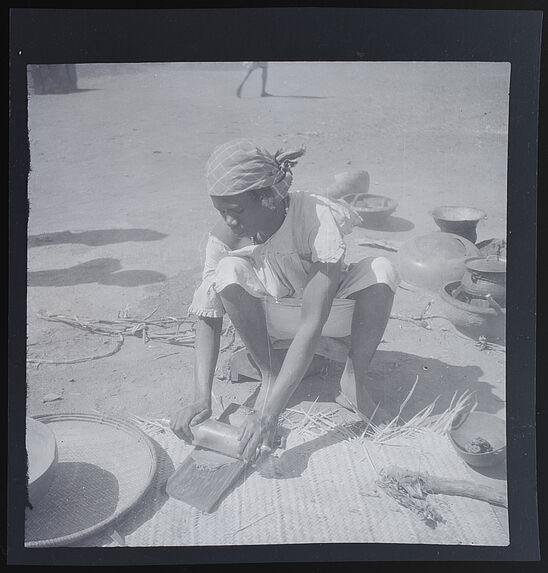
341,193,398,226
449,411,506,468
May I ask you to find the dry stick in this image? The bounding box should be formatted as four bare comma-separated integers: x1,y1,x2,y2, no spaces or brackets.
153,352,180,360
142,306,160,321
385,466,507,508
26,334,124,365
230,512,275,535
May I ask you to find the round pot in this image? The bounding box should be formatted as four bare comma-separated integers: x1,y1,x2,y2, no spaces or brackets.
431,206,487,244
323,170,370,200
438,280,506,341
396,232,480,293
461,257,506,304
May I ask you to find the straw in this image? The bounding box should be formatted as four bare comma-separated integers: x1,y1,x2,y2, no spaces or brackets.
364,384,475,445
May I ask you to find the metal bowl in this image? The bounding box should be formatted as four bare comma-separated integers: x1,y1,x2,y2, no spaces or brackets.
396,232,480,293
449,411,506,468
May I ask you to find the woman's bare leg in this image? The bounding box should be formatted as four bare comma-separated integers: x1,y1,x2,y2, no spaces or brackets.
337,283,394,423
260,66,271,96
219,284,281,379
236,69,253,98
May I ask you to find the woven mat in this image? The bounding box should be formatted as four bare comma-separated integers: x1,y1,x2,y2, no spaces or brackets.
25,415,156,547
77,414,508,547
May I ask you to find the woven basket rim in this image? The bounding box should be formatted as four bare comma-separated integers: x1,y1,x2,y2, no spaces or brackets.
25,411,158,548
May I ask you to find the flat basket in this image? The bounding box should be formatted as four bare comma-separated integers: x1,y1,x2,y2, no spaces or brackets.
24,412,157,547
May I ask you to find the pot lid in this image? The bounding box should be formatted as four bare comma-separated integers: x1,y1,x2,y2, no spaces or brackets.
465,257,506,274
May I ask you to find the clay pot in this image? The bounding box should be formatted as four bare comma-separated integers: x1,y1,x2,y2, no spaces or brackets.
461,257,506,305
438,280,506,341
396,232,480,293
431,206,487,244
323,170,370,200
341,193,398,226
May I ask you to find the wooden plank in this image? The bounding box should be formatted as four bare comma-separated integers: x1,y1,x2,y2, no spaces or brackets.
166,449,248,513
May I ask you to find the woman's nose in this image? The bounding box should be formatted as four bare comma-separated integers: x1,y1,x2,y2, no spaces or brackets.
225,214,239,228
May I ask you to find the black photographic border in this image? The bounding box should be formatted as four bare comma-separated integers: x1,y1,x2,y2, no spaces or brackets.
8,6,544,567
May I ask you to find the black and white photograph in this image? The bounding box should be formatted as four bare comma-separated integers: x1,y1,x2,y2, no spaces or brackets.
8,8,541,564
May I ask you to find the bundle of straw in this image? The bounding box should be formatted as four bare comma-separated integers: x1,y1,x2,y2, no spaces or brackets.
377,467,445,528
280,398,365,442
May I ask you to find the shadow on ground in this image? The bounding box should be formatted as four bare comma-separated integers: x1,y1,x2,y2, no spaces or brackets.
287,349,502,419
29,228,167,248
28,257,166,287
253,350,503,480
241,93,330,100
26,462,119,544
360,215,415,232
76,438,175,547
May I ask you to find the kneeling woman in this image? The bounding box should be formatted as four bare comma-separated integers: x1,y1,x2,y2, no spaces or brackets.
171,139,400,462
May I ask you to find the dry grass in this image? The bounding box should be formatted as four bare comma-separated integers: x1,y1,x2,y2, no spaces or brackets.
128,414,171,436
279,377,476,448
365,385,476,445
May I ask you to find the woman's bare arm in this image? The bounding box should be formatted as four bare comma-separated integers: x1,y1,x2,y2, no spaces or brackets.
254,259,342,420
193,316,223,404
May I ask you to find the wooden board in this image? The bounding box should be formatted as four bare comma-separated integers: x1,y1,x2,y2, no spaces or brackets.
166,449,247,513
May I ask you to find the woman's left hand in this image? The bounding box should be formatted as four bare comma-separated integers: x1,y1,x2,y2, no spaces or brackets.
237,410,277,463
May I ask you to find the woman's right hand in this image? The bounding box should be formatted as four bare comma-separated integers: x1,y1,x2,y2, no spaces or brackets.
170,400,212,443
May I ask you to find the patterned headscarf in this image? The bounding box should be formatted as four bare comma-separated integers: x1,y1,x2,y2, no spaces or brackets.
206,139,306,199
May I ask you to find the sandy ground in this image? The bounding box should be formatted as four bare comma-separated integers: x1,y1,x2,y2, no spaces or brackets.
25,62,509,497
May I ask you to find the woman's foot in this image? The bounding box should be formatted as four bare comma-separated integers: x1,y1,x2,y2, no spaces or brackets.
338,356,391,425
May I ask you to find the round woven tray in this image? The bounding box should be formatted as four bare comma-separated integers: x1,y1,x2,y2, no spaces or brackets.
24,412,157,547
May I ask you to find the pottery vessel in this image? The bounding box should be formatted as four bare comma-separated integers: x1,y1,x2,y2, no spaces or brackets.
461,256,506,304
431,206,487,244
438,280,506,341
396,232,480,293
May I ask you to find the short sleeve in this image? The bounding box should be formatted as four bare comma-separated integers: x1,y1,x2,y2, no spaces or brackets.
187,234,229,318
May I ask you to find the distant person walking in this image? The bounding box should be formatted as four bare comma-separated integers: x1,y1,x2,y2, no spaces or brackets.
237,62,271,98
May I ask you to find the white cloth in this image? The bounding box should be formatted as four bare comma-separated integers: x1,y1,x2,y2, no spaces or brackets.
188,191,400,328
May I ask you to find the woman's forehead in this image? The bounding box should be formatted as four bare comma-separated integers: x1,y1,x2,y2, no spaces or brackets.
211,193,253,209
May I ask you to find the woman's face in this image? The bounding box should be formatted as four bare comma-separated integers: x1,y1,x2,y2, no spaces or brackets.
211,192,271,238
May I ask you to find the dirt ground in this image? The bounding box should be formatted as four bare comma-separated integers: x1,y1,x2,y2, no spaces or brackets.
25,62,508,480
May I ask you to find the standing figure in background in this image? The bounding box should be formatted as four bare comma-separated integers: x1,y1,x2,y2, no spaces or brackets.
237,62,271,98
